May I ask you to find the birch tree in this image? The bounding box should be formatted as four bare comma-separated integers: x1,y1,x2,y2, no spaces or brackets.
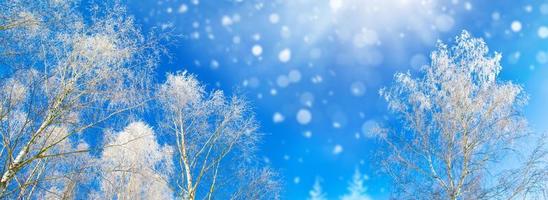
157,72,280,200
0,0,159,198
379,31,548,199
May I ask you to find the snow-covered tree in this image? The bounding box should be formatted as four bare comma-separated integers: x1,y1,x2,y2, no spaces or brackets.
308,177,327,200
379,31,547,199
156,71,280,200
0,0,159,198
95,122,173,200
340,169,371,200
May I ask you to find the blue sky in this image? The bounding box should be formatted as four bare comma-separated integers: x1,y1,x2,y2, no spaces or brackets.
118,0,548,199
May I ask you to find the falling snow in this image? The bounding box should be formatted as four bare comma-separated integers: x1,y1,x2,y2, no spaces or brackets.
333,145,343,155
273,112,285,123
121,0,548,198
296,109,312,125
511,20,522,32
278,48,291,63
251,44,263,56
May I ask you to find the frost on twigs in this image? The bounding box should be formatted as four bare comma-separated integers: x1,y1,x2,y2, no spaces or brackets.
159,71,204,111
378,31,545,199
